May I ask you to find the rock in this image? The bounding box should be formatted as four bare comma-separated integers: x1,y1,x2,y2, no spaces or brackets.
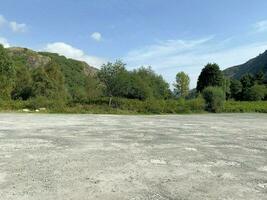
22,109,30,112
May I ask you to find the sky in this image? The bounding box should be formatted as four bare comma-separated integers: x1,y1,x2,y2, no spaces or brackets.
1,0,267,88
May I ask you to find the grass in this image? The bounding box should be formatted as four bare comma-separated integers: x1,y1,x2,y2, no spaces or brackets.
224,100,267,113
0,98,266,114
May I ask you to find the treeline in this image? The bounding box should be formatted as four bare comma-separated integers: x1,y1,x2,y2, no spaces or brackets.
194,63,267,112
0,44,267,113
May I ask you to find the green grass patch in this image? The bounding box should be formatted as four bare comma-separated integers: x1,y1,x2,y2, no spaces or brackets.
224,100,267,113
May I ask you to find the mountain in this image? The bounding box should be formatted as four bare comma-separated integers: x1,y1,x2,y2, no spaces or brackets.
223,50,267,80
7,47,98,75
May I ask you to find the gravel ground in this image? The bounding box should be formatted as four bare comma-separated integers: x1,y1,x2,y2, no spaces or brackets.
0,113,266,200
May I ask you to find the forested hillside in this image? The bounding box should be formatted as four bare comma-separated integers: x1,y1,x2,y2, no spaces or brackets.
224,50,267,81
2,46,99,101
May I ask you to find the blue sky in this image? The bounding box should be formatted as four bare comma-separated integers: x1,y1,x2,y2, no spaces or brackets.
1,0,267,87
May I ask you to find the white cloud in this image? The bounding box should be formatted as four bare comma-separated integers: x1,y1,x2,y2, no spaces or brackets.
254,20,267,32
91,32,102,41
124,37,267,88
0,37,10,48
44,42,106,67
0,14,27,33
0,15,7,28
9,21,27,33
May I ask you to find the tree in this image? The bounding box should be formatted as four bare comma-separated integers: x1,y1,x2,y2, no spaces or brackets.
202,87,225,113
245,84,267,101
0,44,16,100
196,63,223,92
11,65,33,100
134,67,170,99
254,71,265,85
174,72,190,98
240,73,254,89
230,79,242,100
98,60,128,105
240,73,255,100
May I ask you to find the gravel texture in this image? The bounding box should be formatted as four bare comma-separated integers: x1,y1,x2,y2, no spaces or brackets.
0,113,266,200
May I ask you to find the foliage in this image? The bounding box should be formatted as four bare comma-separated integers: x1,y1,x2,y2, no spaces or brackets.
245,84,267,101
202,87,225,113
255,71,265,84
31,62,67,100
197,63,224,92
240,73,254,89
11,65,32,100
0,45,266,114
224,100,267,113
98,60,128,98
222,77,231,99
0,45,16,100
98,62,170,101
230,79,242,100
132,67,171,99
39,52,97,100
174,71,190,97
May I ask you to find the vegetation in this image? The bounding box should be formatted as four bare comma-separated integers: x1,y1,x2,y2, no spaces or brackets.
202,87,225,113
0,45,15,100
0,44,266,114
174,71,190,98
196,63,224,92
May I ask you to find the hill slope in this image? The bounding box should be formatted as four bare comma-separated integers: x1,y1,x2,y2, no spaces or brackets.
5,47,99,100
223,50,267,80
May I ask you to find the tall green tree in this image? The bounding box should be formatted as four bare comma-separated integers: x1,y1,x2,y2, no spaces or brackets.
196,63,223,92
230,79,242,100
240,73,254,100
240,73,254,89
174,71,190,98
254,71,265,85
134,67,170,99
0,45,15,100
98,60,128,105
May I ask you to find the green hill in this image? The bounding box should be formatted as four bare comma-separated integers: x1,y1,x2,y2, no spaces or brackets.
223,50,267,80
5,47,99,101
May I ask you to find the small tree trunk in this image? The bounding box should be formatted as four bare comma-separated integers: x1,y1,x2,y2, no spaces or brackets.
109,96,112,107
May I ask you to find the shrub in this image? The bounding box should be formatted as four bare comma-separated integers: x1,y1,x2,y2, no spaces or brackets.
224,101,267,113
26,96,66,111
245,84,267,101
202,87,225,113
186,96,205,112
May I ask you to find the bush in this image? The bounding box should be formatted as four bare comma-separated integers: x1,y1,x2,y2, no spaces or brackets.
186,96,205,112
224,101,267,113
26,96,66,111
245,84,267,101
202,87,225,113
